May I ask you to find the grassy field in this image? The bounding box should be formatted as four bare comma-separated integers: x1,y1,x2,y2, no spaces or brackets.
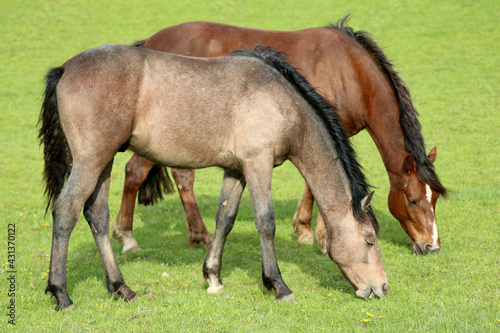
1,0,499,331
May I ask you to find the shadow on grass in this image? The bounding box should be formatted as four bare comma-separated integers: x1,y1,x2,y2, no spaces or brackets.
64,192,415,302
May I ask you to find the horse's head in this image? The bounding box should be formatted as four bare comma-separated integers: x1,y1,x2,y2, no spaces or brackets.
388,147,441,254
326,192,389,299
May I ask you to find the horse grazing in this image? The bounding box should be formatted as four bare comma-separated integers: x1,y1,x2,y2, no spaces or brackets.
112,16,447,255
38,45,388,310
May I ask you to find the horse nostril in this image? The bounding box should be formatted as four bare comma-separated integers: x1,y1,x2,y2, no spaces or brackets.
382,283,389,293
425,243,441,254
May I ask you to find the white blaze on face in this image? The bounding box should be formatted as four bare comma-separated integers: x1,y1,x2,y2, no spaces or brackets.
426,184,439,245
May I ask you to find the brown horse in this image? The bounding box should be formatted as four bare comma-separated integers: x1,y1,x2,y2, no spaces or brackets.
113,16,447,255
39,45,387,310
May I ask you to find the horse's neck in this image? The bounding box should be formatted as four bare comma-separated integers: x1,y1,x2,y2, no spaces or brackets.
330,83,410,185
289,117,351,220
363,110,411,185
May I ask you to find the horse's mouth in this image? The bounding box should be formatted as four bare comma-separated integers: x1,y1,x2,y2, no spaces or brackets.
355,283,389,299
413,242,441,255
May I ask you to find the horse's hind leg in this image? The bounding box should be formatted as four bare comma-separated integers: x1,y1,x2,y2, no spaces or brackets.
84,160,137,301
203,169,246,294
46,163,107,310
112,155,154,253
171,169,213,249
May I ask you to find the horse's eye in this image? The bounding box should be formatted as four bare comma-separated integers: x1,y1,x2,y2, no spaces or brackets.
408,199,417,206
365,239,374,246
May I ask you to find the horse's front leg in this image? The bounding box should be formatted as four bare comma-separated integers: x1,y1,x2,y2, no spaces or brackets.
203,169,246,294
85,161,137,302
171,169,213,249
112,154,155,253
292,183,315,244
314,213,328,255
245,163,295,301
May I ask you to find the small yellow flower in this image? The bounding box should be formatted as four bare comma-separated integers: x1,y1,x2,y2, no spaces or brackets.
47,270,50,273
30,272,32,275
43,273,47,276
409,329,413,332
367,313,373,317
45,223,49,226
328,293,332,297
379,316,382,319
364,319,369,323
19,213,23,216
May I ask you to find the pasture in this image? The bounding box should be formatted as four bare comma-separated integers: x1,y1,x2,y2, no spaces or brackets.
1,0,498,331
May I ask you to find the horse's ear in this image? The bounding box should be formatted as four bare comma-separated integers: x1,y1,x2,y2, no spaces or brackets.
402,155,417,176
361,191,375,212
428,146,437,164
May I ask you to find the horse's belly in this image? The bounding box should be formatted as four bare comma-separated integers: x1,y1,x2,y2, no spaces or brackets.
128,132,237,170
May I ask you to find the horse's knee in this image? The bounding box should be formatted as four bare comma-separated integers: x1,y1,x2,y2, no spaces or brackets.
254,212,276,238
172,168,195,191
84,207,109,233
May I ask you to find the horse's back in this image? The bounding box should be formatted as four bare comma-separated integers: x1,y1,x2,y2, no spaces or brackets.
56,44,304,169
131,52,302,169
141,22,397,135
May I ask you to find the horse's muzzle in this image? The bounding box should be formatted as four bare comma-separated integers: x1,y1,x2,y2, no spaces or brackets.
355,282,389,299
413,242,441,255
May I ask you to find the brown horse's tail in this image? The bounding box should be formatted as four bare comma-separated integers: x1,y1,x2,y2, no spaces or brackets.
132,39,146,48
38,66,71,215
137,165,175,206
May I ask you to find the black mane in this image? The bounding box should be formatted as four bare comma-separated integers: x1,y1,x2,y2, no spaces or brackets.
329,16,447,196
230,46,373,221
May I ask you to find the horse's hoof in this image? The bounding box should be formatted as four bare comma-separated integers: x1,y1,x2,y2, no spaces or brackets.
54,303,74,311
278,294,296,302
122,232,142,253
111,224,124,242
203,234,213,249
297,233,314,244
314,235,328,255
294,225,314,244
64,304,75,311
128,295,140,302
207,285,225,294
122,243,142,253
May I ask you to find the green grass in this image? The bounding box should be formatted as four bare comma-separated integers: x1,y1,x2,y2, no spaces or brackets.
1,0,499,331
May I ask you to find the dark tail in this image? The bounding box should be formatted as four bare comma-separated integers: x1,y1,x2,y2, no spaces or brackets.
137,165,175,206
38,67,71,215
